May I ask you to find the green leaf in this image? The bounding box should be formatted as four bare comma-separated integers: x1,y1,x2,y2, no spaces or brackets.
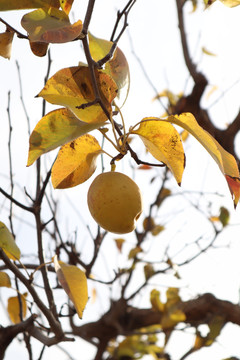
193,316,225,349
0,222,20,260
219,206,230,227
27,108,104,166
205,316,225,346
37,66,118,123
21,7,82,43
51,134,102,189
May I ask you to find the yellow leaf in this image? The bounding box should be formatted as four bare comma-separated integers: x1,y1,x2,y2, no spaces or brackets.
128,246,142,259
166,287,181,306
7,293,27,324
151,225,165,236
132,119,185,185
114,238,125,253
204,0,216,6
29,41,48,57
53,255,88,318
163,113,240,207
21,7,82,43
143,216,155,231
90,288,97,304
210,216,220,222
152,89,182,106
161,308,186,329
150,289,164,312
169,308,186,322
0,31,14,59
51,134,102,189
89,32,112,61
194,331,206,350
144,264,155,280
219,0,240,6
27,108,104,166
191,0,198,11
0,222,20,260
0,271,11,287
202,46,217,56
0,0,60,11
89,33,130,107
60,0,73,14
156,188,171,208
181,129,189,142
206,85,218,100
38,66,118,123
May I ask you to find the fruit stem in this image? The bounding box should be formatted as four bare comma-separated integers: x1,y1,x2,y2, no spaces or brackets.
98,128,121,153
114,102,127,141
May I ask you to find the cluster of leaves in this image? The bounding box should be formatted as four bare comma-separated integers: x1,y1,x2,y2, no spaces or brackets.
1,0,240,322
1,0,240,198
0,0,240,359
189,0,240,11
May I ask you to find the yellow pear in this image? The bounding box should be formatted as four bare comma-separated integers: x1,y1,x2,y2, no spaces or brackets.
87,171,143,234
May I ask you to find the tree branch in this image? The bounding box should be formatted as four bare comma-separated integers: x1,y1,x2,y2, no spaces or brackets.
176,0,205,86
0,315,36,360
0,250,63,338
72,293,240,346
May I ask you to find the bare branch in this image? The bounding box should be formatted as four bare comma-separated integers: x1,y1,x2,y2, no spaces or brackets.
0,315,37,359
0,250,63,337
82,0,96,35
0,18,28,39
0,187,34,213
16,60,31,136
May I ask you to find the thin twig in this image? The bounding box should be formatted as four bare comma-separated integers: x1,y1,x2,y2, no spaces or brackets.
127,31,167,112
6,91,15,235
16,61,31,136
82,0,96,35
0,17,28,39
0,249,64,337
176,0,207,86
0,187,33,212
32,49,58,321
110,0,136,42
85,230,107,277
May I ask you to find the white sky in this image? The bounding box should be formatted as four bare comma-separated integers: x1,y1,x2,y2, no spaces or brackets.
1,1,240,359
